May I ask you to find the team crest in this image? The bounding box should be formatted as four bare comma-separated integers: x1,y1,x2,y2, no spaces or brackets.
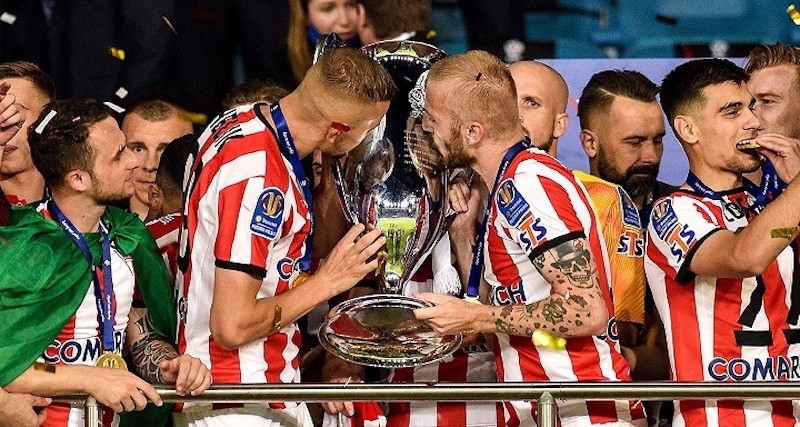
651,199,695,261
496,179,530,226
251,187,285,240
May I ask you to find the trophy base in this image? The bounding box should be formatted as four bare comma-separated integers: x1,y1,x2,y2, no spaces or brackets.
319,294,463,368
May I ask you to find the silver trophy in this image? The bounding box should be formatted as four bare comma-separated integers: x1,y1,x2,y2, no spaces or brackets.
317,38,462,368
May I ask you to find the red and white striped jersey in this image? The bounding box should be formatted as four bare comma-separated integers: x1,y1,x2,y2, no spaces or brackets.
175,104,309,410
145,212,182,283
645,187,800,427
388,257,503,427
484,148,644,426
33,202,133,427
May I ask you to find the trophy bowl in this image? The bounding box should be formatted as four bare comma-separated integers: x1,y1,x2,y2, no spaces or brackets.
317,39,461,368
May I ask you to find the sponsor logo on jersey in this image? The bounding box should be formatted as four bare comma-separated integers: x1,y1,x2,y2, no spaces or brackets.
491,281,527,305
616,230,644,258
42,331,124,364
651,199,695,261
708,355,800,381
251,187,285,240
277,257,298,281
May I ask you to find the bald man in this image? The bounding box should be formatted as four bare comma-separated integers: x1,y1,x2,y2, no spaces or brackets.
508,60,650,366
508,61,568,156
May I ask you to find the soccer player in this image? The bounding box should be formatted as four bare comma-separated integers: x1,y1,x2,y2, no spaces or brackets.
0,61,53,207
577,68,676,425
647,58,800,426
0,64,48,427
174,47,393,426
0,99,211,427
509,61,649,361
414,50,645,426
144,134,195,283
121,97,193,220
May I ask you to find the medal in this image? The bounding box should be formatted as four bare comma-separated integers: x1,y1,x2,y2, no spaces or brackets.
49,200,121,362
96,352,128,370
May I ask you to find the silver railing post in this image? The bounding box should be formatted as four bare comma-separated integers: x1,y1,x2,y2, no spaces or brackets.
84,396,100,427
537,391,556,427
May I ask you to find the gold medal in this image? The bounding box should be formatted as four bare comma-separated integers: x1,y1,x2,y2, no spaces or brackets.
771,227,800,240
96,352,128,370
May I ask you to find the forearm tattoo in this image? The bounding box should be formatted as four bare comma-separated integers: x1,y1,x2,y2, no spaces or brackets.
130,313,179,383
493,238,604,337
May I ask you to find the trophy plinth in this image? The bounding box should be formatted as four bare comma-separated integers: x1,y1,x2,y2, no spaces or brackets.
319,295,461,368
317,38,459,368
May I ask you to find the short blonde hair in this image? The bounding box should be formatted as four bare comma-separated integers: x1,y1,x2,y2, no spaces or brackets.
427,50,519,137
305,47,396,103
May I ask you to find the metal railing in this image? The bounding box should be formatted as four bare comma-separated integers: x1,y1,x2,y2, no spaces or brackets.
61,382,800,427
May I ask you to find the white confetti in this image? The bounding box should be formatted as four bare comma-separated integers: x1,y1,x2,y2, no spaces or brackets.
34,110,57,134
115,87,129,99
0,13,17,25
103,101,126,114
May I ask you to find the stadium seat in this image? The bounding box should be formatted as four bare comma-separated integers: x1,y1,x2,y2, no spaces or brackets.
430,3,469,54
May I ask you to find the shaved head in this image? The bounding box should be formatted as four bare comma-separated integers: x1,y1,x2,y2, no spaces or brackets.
509,61,569,155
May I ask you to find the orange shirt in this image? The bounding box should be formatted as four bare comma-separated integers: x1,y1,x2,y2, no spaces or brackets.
574,170,646,325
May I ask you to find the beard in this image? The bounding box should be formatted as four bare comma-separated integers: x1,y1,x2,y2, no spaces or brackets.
725,151,763,175
440,123,476,169
597,150,659,198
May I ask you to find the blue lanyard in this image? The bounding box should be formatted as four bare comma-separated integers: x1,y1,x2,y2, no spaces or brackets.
466,141,529,298
269,102,314,272
686,160,785,213
48,200,116,352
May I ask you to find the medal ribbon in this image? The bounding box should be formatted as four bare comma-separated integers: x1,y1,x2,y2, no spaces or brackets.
686,163,784,214
466,140,529,298
270,102,314,272
49,200,116,353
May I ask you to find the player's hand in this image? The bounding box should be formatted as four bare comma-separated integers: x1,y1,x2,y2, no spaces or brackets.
0,82,23,147
754,133,800,182
413,292,485,335
321,377,357,417
86,367,162,413
448,180,482,248
316,224,385,297
158,355,212,396
0,391,50,427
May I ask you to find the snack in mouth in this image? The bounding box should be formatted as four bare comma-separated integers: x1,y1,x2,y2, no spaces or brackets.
736,139,761,150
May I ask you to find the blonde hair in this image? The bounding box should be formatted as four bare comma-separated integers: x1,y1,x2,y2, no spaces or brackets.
427,50,519,138
745,43,800,89
288,0,313,84
302,47,396,103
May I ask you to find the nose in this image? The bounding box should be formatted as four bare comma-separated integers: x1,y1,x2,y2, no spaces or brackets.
639,140,659,165
422,113,433,133
143,149,160,172
743,106,761,132
335,7,350,27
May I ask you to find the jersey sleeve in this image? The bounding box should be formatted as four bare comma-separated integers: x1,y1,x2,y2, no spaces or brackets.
494,160,587,261
647,194,722,284
213,151,289,279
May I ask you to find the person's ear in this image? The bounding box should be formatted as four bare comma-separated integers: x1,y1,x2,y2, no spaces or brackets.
553,112,569,139
464,122,485,147
145,184,164,223
674,115,699,145
580,129,598,158
64,170,90,192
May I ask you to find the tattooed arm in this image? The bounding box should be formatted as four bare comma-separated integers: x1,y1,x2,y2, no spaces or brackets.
490,237,608,338
415,237,608,338
126,308,212,395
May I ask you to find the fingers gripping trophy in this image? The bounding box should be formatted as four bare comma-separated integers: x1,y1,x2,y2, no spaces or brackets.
316,36,463,368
